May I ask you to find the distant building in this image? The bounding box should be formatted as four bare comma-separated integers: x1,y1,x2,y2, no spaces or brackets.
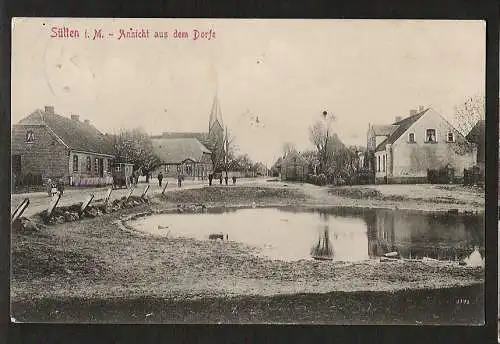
367,107,477,184
11,106,114,186
151,95,225,175
280,151,310,182
465,119,485,171
151,138,213,180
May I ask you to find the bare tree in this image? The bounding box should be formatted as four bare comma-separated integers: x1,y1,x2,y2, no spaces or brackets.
454,95,485,136
109,128,161,182
309,111,336,173
223,126,236,177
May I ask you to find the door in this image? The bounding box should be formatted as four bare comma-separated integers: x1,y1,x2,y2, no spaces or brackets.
98,158,104,177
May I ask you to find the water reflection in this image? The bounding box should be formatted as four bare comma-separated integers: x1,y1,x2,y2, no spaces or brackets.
131,207,484,262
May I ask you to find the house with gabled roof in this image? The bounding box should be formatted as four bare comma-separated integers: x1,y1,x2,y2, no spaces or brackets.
150,95,226,177
151,137,213,180
367,107,477,184
465,119,485,171
11,106,115,186
280,150,310,182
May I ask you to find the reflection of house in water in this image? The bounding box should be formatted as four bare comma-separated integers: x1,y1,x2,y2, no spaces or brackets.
364,209,484,261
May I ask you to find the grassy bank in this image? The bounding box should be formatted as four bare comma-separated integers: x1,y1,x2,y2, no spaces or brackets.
12,284,484,324
11,185,485,323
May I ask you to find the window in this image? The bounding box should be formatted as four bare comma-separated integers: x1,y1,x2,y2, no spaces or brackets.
72,155,79,172
408,133,415,143
115,165,121,172
186,164,193,175
383,155,386,172
425,129,436,143
86,156,91,171
377,156,381,172
25,130,34,143
94,158,99,173
447,132,455,142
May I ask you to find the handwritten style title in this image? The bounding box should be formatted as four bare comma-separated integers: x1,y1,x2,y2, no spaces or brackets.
50,26,216,41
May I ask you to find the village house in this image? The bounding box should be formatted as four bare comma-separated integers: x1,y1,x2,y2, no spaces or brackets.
150,95,225,179
465,119,485,171
279,150,310,182
151,137,213,180
11,106,114,186
366,107,477,184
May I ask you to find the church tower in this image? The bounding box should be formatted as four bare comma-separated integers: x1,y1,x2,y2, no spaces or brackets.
207,94,225,173
208,94,224,137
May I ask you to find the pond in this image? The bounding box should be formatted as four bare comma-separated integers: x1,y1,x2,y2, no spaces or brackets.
129,207,485,264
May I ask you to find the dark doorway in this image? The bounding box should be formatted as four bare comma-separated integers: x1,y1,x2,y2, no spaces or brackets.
98,158,104,177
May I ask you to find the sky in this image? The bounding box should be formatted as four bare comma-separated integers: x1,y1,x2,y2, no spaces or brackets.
12,19,485,166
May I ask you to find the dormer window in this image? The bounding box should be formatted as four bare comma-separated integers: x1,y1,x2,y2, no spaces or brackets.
447,132,455,142
25,130,34,143
408,133,415,143
425,129,436,143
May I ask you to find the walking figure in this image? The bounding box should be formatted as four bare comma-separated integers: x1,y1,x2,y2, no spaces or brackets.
158,172,163,187
219,175,223,185
178,175,182,188
46,178,53,197
208,174,213,186
224,175,228,185
232,175,236,185
56,178,65,196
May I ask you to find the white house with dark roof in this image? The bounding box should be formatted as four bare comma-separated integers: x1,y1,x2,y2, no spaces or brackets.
367,107,477,184
11,106,114,186
151,137,213,180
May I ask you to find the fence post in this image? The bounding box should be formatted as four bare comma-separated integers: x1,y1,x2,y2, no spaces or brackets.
125,187,134,202
11,198,29,224
80,194,95,214
104,188,113,206
46,192,62,218
141,185,150,198
161,181,168,195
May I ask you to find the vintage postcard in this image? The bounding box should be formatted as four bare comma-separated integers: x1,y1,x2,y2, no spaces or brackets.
10,18,485,324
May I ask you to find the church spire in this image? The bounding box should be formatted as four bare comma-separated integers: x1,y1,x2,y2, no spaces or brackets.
209,94,224,132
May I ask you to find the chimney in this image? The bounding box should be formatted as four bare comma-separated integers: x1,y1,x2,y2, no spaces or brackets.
71,114,80,121
44,106,54,114
410,109,417,116
394,116,402,123
84,119,90,125
418,105,424,112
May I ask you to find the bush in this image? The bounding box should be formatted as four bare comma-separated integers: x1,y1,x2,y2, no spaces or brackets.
317,174,327,186
427,166,455,184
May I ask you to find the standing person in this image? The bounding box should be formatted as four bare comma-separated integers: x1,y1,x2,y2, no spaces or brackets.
56,178,65,196
208,173,213,186
178,175,182,188
158,172,163,187
232,175,236,185
46,178,53,197
224,174,228,185
219,174,223,185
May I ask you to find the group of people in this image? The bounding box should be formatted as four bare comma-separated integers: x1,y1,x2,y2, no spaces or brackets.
208,173,236,186
46,178,65,197
156,171,238,188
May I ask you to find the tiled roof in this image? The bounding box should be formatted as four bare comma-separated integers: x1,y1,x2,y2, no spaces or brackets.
151,137,212,164
16,109,114,155
153,132,211,148
282,150,309,166
375,109,429,152
465,120,485,143
371,125,399,136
